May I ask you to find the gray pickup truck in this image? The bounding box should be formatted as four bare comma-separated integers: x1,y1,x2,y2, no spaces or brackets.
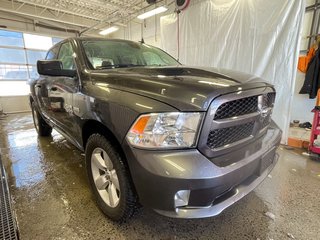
29,38,281,222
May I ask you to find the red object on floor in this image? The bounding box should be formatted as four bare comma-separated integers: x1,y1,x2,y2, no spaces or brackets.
309,89,320,154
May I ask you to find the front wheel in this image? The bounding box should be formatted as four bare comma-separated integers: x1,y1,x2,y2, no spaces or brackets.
31,101,52,136
85,134,138,222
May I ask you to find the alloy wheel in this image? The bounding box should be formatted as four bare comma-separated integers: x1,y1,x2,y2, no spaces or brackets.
91,148,120,208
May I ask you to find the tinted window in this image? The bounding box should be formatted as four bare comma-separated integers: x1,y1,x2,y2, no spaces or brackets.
57,42,75,70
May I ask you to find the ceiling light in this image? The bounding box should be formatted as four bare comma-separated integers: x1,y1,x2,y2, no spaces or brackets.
99,26,119,36
137,6,168,20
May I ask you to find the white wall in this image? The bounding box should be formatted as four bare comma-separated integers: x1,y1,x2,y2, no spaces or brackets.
111,4,176,48
112,19,162,48
161,0,304,144
113,1,314,132
0,96,30,113
290,1,316,123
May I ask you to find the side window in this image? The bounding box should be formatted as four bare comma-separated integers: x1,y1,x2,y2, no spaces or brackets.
46,45,59,60
58,42,75,70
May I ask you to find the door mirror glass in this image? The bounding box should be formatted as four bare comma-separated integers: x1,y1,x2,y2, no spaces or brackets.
37,60,76,77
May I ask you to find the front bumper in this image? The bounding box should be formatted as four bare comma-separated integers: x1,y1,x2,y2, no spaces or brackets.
123,122,281,218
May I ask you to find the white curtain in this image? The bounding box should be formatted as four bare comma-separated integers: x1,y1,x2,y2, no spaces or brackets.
160,0,305,143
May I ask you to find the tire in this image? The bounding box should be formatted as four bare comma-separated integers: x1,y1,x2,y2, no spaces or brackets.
85,134,138,222
31,101,52,136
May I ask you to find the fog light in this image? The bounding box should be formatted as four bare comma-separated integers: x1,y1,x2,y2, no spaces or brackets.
174,190,190,207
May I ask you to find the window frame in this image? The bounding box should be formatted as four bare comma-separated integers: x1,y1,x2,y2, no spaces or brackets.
46,43,61,60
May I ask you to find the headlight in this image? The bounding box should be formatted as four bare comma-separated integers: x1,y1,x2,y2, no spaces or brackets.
126,112,203,149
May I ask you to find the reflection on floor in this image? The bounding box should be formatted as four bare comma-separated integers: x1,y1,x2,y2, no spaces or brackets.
0,113,320,240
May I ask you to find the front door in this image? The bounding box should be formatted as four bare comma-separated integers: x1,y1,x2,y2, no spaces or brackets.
34,44,60,119
46,41,79,138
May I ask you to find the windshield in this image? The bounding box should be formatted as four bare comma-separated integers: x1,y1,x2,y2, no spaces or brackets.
81,40,180,69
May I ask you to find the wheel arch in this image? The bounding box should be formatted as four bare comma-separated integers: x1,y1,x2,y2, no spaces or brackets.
29,94,34,104
82,119,139,196
82,120,122,151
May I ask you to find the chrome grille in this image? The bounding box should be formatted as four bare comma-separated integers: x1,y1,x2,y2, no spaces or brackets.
199,88,276,158
214,93,276,120
262,92,276,107
214,96,258,120
207,121,255,149
261,115,271,130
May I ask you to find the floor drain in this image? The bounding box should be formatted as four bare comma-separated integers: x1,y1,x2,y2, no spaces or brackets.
0,156,19,240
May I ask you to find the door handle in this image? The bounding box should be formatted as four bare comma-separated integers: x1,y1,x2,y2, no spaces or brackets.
50,87,58,91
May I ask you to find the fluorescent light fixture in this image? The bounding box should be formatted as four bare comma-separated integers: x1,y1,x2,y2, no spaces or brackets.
137,6,168,20
99,26,119,36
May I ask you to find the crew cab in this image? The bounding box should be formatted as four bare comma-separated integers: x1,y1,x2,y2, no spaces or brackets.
29,38,281,221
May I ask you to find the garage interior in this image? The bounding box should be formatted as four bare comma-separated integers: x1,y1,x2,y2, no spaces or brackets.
0,0,319,239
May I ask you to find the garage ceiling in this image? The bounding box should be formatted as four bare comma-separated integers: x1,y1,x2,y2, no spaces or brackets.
0,0,167,34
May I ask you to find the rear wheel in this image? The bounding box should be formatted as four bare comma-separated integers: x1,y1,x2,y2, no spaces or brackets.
31,101,52,136
85,134,138,222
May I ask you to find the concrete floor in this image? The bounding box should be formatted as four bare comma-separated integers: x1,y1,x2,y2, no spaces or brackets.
0,113,319,240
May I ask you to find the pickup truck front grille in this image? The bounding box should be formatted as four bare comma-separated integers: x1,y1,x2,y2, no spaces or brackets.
261,115,271,130
214,96,258,120
214,93,275,120
263,92,276,107
207,121,255,149
198,88,276,158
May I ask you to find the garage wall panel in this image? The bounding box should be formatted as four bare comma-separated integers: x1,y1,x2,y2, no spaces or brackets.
0,96,30,113
160,0,305,143
111,8,170,48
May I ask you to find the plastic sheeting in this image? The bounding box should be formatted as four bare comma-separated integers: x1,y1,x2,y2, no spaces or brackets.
160,0,305,143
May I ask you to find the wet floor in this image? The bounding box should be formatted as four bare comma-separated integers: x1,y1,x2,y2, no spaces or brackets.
0,113,319,240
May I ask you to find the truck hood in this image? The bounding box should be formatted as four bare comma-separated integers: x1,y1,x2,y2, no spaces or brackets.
89,66,272,111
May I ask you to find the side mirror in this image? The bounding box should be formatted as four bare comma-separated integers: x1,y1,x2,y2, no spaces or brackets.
37,60,76,78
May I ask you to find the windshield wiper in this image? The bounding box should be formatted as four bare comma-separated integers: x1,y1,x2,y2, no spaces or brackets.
97,64,146,69
148,64,168,67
